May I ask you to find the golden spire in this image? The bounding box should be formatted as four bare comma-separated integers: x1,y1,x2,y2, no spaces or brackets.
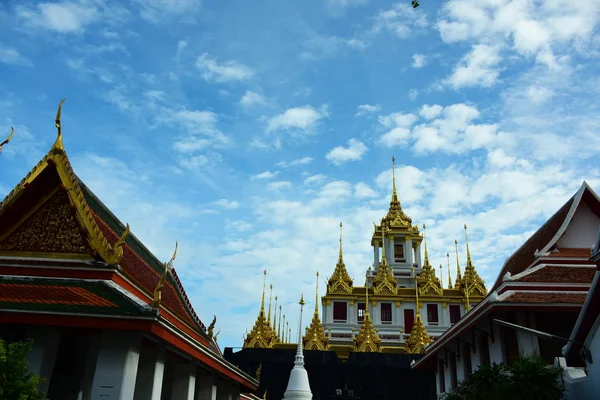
439,264,444,290
447,252,453,289
417,224,443,295
288,326,291,343
373,225,397,295
454,239,463,289
462,224,487,300
327,222,353,294
413,266,419,309
353,285,381,352
0,127,14,154
52,98,66,153
243,270,277,348
267,284,273,325
303,271,330,351
274,295,278,338
380,156,416,231
283,314,286,341
338,221,344,264
278,305,282,338
405,313,433,354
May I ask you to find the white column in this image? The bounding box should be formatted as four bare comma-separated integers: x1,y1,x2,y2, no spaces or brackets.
90,330,142,400
26,326,62,396
406,239,413,265
216,382,233,400
195,375,217,400
172,361,197,400
79,332,101,400
374,245,379,268
133,343,165,400
415,243,422,267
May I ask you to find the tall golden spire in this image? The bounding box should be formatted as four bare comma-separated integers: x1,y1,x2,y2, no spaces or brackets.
417,224,443,295
405,266,433,354
462,224,488,300
244,270,277,348
267,284,273,325
327,222,354,294
274,295,278,338
439,264,444,290
353,285,381,352
380,156,415,231
447,252,453,289
338,221,344,264
278,305,282,338
283,314,286,341
392,155,399,204
373,225,397,295
454,240,463,289
303,271,330,350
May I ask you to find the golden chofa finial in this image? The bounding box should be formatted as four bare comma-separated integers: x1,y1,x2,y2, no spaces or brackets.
0,127,14,154
152,241,178,308
53,98,66,152
106,223,130,264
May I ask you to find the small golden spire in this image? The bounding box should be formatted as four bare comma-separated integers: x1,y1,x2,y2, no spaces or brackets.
447,252,453,289
392,155,398,196
423,223,430,265
454,239,463,289
461,224,487,300
52,98,66,152
273,295,278,337
412,266,419,310
352,284,381,352
0,127,14,154
283,314,286,340
288,326,291,343
267,284,273,325
373,224,397,295
286,322,290,343
303,271,330,350
464,225,471,311
243,270,277,348
278,305,282,337
405,313,433,354
300,293,305,306
417,223,443,296
439,264,444,289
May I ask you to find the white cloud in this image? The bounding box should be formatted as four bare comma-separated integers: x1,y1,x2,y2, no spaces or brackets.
379,127,411,147
355,104,381,117
268,181,292,191
135,0,201,23
196,53,254,83
419,104,443,120
525,86,554,105
0,47,33,67
408,89,418,101
325,139,368,165
215,199,240,209
275,157,314,168
16,0,102,33
239,91,266,108
354,182,378,199
347,38,367,50
446,44,502,89
253,171,279,180
379,112,417,128
227,220,252,232
412,53,427,68
304,174,327,185
266,105,328,133
373,2,428,39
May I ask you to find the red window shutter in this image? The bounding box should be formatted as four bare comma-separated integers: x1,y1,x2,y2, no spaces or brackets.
404,309,415,334
381,303,392,323
333,302,347,321
427,304,439,324
449,305,461,325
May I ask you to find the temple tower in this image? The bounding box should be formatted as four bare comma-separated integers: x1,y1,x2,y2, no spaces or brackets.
282,295,312,400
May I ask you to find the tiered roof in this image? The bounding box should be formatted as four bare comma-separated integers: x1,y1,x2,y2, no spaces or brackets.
303,272,330,351
0,100,257,391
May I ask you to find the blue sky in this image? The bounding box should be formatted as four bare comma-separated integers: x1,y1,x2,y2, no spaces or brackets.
1,0,600,349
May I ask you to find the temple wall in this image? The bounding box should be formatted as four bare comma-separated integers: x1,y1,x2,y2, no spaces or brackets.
557,201,600,248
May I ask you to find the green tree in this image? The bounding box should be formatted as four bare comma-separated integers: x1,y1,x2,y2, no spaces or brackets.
0,338,47,400
441,352,565,400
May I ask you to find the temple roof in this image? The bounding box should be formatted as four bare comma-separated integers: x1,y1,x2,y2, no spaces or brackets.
303,272,330,351
244,270,277,349
327,222,353,295
0,276,156,317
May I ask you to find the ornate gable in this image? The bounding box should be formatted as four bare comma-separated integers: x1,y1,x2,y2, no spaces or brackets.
327,223,353,295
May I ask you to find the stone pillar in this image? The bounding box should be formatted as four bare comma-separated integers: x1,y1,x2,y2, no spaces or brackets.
195,375,217,400
26,326,62,396
374,244,380,268
89,330,142,400
406,239,413,265
415,243,422,267
172,360,196,400
79,332,101,400
133,342,166,400
216,381,233,400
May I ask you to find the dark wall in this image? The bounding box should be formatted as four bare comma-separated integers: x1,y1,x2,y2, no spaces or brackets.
224,348,436,400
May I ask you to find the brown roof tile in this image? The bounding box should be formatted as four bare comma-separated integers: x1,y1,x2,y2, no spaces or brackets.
503,292,587,304
547,248,593,258
492,196,574,290
517,266,596,284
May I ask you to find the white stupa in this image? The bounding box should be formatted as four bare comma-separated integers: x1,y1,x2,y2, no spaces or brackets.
282,294,313,400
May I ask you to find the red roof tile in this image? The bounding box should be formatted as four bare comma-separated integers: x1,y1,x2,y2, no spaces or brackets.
516,266,596,284
0,283,115,307
503,292,587,304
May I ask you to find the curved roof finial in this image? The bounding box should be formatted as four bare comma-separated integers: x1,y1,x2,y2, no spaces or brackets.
53,98,66,152
0,127,14,154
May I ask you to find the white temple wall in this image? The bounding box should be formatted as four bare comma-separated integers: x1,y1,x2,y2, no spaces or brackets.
25,325,61,396
557,201,600,249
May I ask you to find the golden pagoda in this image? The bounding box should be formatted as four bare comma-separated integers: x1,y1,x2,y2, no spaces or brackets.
417,224,443,296
303,272,330,351
243,157,488,355
326,222,353,295
243,270,278,348
352,287,381,352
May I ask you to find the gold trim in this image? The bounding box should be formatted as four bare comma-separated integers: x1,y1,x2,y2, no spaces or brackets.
0,251,95,261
